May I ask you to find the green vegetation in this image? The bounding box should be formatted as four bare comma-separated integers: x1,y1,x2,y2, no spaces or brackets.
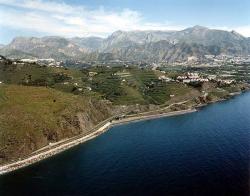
0,63,194,105
208,89,229,99
1,59,249,165
0,61,199,163
81,67,193,105
0,84,111,164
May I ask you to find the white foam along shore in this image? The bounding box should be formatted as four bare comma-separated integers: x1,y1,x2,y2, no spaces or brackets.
0,108,196,175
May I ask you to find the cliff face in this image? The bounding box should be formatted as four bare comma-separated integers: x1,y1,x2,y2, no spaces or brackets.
0,85,114,164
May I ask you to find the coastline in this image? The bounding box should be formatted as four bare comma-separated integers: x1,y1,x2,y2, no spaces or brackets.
0,90,247,176
0,108,196,176
112,109,196,126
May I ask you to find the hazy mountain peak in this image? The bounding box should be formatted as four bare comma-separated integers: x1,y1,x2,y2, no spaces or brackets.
182,25,209,33
1,26,250,62
231,30,244,39
192,25,208,30
110,30,124,37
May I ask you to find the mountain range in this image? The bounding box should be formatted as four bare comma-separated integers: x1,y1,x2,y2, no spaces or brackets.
1,26,250,63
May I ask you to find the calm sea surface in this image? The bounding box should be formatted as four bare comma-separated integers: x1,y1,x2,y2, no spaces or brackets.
0,93,250,196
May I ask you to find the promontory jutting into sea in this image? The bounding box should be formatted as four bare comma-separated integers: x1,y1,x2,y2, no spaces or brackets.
0,0,250,195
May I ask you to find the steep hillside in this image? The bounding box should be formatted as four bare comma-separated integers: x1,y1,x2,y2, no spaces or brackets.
1,26,250,63
0,58,197,164
0,84,113,164
2,36,84,60
98,26,250,61
0,48,37,59
0,56,249,165
69,36,104,51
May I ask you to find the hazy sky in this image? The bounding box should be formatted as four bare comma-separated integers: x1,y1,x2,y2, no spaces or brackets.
0,0,250,44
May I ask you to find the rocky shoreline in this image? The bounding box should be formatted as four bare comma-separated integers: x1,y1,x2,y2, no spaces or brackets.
0,109,197,175
0,90,248,176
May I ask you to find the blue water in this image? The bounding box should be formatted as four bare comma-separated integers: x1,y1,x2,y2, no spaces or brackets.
0,93,250,196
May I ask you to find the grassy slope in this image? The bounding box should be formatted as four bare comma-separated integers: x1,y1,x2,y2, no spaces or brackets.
0,84,112,164
1,61,246,164
0,62,197,105
87,67,195,105
0,63,198,164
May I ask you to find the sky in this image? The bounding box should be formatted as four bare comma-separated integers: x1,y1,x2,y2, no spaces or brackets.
0,0,250,44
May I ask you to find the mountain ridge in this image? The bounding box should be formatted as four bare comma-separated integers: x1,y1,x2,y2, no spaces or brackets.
1,26,250,63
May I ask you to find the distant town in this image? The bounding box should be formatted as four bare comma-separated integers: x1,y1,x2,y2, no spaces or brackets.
1,53,249,87
2,53,250,68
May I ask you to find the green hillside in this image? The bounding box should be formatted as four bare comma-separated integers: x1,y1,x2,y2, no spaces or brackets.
0,62,194,105
0,84,112,164
1,58,247,164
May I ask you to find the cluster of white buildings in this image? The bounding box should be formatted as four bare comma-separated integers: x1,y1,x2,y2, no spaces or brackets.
156,54,250,67
205,54,250,65
176,72,236,85
217,79,235,85
158,75,173,82
177,72,209,84
16,58,64,68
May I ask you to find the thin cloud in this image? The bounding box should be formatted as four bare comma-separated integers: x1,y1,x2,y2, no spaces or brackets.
0,0,249,38
234,26,250,37
0,0,182,38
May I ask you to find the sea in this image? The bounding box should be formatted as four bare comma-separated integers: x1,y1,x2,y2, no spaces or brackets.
0,92,250,196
